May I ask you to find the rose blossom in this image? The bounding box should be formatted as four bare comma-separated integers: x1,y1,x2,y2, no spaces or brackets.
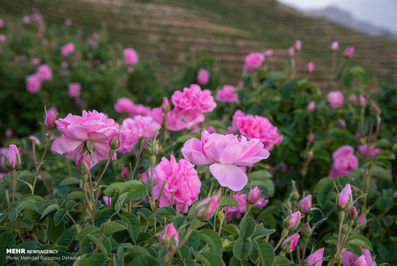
327,91,344,108
329,146,359,177
45,107,57,129
308,101,316,112
51,110,119,167
265,49,273,57
232,110,283,151
288,47,295,57
123,48,138,65
160,223,179,250
182,130,270,191
306,61,314,73
341,249,376,266
122,167,128,178
32,57,40,65
26,74,42,93
118,116,160,153
298,194,312,213
4,144,21,170
225,192,247,221
331,41,339,50
68,83,82,98
171,84,216,124
307,248,324,266
357,213,366,225
360,95,367,107
358,145,380,158
344,46,355,58
196,194,219,220
295,40,302,51
216,85,238,103
114,97,151,117
0,18,3,29
61,42,75,56
0,34,6,44
37,64,52,81
286,211,301,230
244,52,265,72
349,94,357,102
23,16,31,24
248,186,261,204
197,68,210,85
143,155,201,213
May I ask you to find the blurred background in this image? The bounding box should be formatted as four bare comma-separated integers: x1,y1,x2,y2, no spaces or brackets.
1,0,397,84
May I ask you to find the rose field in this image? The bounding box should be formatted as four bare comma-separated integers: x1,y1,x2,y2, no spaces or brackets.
1,7,397,266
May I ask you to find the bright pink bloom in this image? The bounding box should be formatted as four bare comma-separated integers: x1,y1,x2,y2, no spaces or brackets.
182,130,270,191
360,95,367,107
287,211,301,230
232,110,283,151
282,234,300,253
330,146,359,177
102,196,112,207
37,64,52,81
171,84,216,123
26,74,42,93
248,186,261,204
298,194,312,213
122,167,128,178
338,184,352,209
341,249,376,266
196,194,219,220
307,248,324,266
244,53,265,72
358,145,380,158
288,47,295,57
308,101,316,112
51,110,119,167
197,68,210,85
119,116,160,153
123,48,138,65
252,190,268,209
29,135,41,145
216,85,238,103
331,41,339,50
206,126,216,134
114,97,151,117
61,42,75,56
295,40,302,51
33,12,44,25
327,91,344,108
265,50,273,57
160,223,179,250
308,133,315,142
225,192,247,221
45,107,57,129
4,144,21,170
306,61,314,73
68,83,81,98
344,46,355,58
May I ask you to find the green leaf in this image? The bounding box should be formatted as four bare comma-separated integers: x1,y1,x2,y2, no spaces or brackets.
77,226,101,241
239,217,256,240
103,221,127,234
48,214,65,242
130,255,160,266
375,150,395,160
66,200,79,211
60,176,80,186
79,253,106,266
199,229,223,256
233,238,252,260
273,255,294,265
371,166,392,183
347,235,373,250
254,239,274,266
315,177,335,208
103,180,147,201
223,224,240,236
19,200,44,214
54,209,67,226
119,213,141,243
115,192,128,213
252,224,275,239
198,251,225,266
67,191,84,200
249,170,272,182
59,226,78,247
40,203,59,220
0,232,16,265
220,196,239,207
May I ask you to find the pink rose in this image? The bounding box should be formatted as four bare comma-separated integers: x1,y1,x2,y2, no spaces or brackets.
349,94,357,102
265,50,273,57
329,146,358,177
331,41,339,50
37,64,52,81
103,196,112,208
61,42,75,56
68,83,82,98
338,184,352,209
23,16,31,24
197,68,210,85
282,234,300,253
0,34,6,43
298,194,312,213
308,101,316,112
51,110,119,167
288,47,295,57
306,61,314,73
216,85,238,103
45,107,57,129
357,213,366,225
114,97,151,117
123,48,138,65
232,110,283,151
182,130,270,191
344,46,355,58
225,192,247,221
143,155,201,213
360,95,366,107
26,74,42,94
248,186,261,204
160,223,179,250
196,194,219,220
341,249,376,266
295,40,302,51
286,211,301,230
32,57,40,65
244,53,265,72
327,91,344,108
3,144,21,170
118,116,160,153
358,145,380,158
122,167,129,178
307,248,324,266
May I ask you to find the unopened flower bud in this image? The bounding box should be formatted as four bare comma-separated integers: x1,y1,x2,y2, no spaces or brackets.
350,207,358,220
285,211,301,231
77,153,90,174
4,144,21,170
338,184,353,210
122,167,128,178
307,248,324,266
103,196,112,208
282,233,300,253
110,135,121,150
196,195,219,221
357,213,366,225
248,186,261,204
160,223,179,251
298,194,312,213
302,223,312,238
44,107,57,129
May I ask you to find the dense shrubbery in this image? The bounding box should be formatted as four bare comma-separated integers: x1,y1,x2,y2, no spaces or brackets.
0,10,396,266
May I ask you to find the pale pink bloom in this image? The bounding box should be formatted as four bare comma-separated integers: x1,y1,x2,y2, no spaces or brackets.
225,192,247,221
171,84,216,124
216,85,238,103
344,46,355,58
232,110,283,151
61,42,75,56
298,194,312,213
0,18,4,29
26,74,42,93
143,155,201,213
330,146,359,177
102,196,112,207
23,16,31,24
287,211,301,230
288,47,295,57
123,48,138,65
265,49,273,57
5,128,12,137
29,135,41,145
358,145,380,158
51,110,119,168
114,97,151,117
45,107,57,129
197,68,210,85
295,40,302,51
338,184,352,209
151,108,187,131
331,41,339,51
360,95,366,107
357,213,366,225
37,64,52,81
182,130,270,191
252,191,268,209
206,126,216,134
341,249,376,266
196,194,219,220
160,223,179,250
122,167,128,178
244,53,265,72
68,83,81,98
0,34,6,43
349,94,357,102
282,234,300,253
327,91,344,108
308,101,316,112
306,61,314,73
32,57,40,65
118,116,160,153
4,144,21,170
307,248,324,266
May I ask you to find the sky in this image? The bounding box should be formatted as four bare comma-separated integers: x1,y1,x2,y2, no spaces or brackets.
278,0,397,34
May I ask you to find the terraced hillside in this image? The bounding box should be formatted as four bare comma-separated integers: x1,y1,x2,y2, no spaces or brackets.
2,0,397,84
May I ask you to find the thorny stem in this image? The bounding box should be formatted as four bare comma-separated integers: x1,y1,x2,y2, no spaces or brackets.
131,140,147,179
32,133,52,194
331,210,345,266
11,170,17,202
95,154,113,188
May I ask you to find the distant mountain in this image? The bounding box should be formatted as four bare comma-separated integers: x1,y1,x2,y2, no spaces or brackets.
307,6,396,39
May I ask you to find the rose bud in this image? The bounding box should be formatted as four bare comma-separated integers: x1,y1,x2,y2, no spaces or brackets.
76,153,90,174
302,223,312,238
285,211,301,230
122,167,129,178
196,194,219,221
298,194,312,213
103,196,112,208
360,95,366,107
338,184,352,209
4,144,21,170
160,223,179,251
357,213,366,226
248,186,261,204
331,41,339,51
307,248,324,266
45,107,57,129
282,233,300,253
350,207,358,220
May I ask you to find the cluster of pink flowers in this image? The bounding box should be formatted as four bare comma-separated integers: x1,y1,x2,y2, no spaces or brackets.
118,116,160,153
232,110,283,150
142,155,201,213
358,144,380,158
327,91,344,108
182,130,270,191
216,85,238,103
150,98,187,131
114,97,152,117
51,110,119,167
123,48,138,65
197,68,210,85
25,64,53,94
342,248,376,266
244,53,265,72
61,42,75,57
329,146,359,177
